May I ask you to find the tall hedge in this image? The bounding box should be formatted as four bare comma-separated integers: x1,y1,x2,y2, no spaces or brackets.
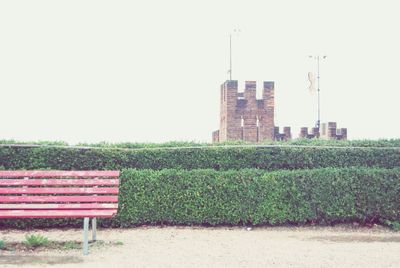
0,146,399,171
117,168,400,226
1,167,399,228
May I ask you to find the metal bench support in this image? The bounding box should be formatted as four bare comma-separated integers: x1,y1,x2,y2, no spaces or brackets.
83,217,89,255
92,217,97,241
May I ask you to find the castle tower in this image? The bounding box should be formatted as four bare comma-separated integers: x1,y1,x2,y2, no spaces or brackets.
212,80,276,142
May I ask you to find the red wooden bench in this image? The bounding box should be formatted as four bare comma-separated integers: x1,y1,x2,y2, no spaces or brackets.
0,170,120,255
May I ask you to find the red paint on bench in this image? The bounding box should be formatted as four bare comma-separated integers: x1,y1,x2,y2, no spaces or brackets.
0,170,120,219
0,179,119,186
0,170,119,178
0,203,118,210
0,187,119,194
0,196,118,203
0,210,117,218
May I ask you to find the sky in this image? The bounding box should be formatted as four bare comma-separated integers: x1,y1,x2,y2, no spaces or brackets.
1,0,399,143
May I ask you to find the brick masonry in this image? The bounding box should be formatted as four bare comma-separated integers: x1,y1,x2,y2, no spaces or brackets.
213,80,290,142
299,122,347,140
212,80,347,142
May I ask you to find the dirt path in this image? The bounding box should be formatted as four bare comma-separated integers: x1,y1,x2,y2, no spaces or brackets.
1,226,400,268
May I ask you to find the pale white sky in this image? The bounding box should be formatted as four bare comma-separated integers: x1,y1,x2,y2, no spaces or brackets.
1,0,399,143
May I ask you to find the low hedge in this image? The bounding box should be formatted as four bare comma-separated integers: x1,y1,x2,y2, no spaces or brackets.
2,138,400,148
0,145,399,171
1,167,399,228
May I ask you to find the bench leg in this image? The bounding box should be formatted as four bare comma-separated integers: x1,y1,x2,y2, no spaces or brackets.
83,217,89,255
92,217,97,242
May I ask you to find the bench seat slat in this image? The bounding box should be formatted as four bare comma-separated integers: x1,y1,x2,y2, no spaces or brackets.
0,196,118,203
0,187,119,195
0,203,118,210
0,209,117,218
0,179,119,186
0,171,119,178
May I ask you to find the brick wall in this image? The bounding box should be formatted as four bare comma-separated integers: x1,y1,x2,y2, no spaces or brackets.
212,80,348,142
300,122,347,140
213,80,275,142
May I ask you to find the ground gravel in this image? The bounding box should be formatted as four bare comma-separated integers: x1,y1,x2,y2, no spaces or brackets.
1,225,400,268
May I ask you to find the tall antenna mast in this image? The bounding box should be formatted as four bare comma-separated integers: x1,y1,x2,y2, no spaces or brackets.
228,28,241,81
229,34,232,80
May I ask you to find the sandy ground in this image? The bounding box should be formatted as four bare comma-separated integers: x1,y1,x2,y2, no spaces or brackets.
1,226,400,268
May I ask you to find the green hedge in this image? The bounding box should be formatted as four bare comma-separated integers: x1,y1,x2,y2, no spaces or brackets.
117,168,400,226
0,145,399,171
2,138,400,148
1,167,399,228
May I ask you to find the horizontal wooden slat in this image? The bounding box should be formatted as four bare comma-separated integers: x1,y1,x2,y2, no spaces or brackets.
0,209,117,218
0,187,119,195
0,170,120,178
0,203,118,210
0,179,119,186
0,196,118,203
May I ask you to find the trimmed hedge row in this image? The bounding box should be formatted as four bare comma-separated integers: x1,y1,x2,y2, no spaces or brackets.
1,167,399,228
2,138,400,148
117,168,400,225
0,146,399,171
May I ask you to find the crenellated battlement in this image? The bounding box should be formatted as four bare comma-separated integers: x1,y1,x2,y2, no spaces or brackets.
299,122,347,140
299,127,320,139
320,122,347,140
245,81,256,90
213,80,347,143
274,126,292,141
215,80,276,142
221,80,275,102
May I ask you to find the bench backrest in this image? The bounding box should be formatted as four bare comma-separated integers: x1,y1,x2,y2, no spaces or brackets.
0,171,120,219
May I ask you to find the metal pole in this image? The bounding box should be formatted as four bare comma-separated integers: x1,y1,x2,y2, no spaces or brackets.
317,56,320,129
92,218,97,242
83,217,89,255
229,34,232,80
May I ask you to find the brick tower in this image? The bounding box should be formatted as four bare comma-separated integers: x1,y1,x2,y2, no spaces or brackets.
212,80,276,142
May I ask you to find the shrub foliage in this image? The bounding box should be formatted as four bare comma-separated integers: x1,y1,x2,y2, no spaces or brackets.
2,138,400,148
0,145,399,171
117,168,400,226
1,167,399,228
0,140,399,228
